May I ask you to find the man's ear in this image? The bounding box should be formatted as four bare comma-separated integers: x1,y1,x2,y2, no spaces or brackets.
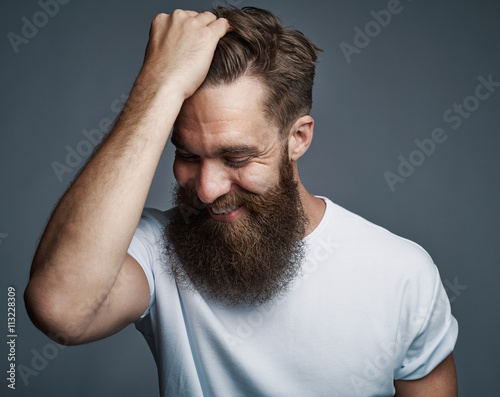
288,115,314,161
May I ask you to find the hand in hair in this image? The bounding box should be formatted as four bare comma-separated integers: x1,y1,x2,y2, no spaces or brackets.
139,10,230,100
24,10,230,348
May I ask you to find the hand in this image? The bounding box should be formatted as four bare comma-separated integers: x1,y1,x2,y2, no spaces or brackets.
139,10,230,100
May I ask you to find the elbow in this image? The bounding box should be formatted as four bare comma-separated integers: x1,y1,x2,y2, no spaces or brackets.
24,279,87,346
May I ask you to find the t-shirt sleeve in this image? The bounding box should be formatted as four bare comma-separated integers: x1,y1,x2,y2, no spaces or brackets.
127,208,166,319
395,258,459,380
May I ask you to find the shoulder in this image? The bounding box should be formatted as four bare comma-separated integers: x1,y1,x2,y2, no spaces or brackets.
321,198,434,259
318,197,438,283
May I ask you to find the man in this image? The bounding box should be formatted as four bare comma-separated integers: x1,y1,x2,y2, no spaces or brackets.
25,6,458,396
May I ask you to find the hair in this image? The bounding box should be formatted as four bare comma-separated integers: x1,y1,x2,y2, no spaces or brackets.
202,6,322,136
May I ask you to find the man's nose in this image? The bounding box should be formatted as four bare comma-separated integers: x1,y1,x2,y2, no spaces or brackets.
195,160,232,204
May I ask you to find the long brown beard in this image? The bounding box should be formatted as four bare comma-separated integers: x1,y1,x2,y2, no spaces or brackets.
163,153,308,306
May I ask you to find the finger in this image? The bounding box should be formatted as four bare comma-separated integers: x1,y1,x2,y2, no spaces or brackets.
208,17,231,38
182,10,199,17
195,11,217,25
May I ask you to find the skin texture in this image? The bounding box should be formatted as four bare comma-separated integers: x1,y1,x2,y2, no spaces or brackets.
24,8,457,394
394,353,458,396
173,77,285,208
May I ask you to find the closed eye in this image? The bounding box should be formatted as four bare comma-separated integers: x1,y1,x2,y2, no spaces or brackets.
225,157,252,168
175,150,199,162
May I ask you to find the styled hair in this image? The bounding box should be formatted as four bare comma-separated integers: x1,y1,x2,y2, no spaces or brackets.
203,6,322,136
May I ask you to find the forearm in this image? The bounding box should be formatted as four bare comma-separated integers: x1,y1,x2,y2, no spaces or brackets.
25,9,230,340
26,76,183,331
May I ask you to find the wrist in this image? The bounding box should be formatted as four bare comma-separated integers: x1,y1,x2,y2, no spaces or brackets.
122,72,185,123
134,65,188,103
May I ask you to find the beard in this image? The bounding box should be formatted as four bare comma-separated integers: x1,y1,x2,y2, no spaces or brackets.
164,149,308,307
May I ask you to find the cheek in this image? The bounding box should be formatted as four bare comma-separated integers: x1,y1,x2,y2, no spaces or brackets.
236,164,279,195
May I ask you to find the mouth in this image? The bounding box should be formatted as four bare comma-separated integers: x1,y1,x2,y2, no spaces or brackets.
208,204,244,222
210,204,241,215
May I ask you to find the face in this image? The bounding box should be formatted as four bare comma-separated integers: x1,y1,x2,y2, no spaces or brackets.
165,76,308,306
171,76,285,219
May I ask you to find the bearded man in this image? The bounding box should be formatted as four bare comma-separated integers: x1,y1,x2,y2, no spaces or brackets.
25,6,458,396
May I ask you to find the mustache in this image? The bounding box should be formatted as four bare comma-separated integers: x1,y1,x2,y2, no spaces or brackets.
176,183,287,219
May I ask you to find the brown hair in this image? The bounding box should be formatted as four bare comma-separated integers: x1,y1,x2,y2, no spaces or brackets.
202,6,322,136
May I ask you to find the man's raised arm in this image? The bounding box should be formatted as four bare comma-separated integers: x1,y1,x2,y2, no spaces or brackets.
24,10,229,346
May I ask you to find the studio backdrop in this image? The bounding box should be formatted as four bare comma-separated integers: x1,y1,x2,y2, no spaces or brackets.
1,0,499,396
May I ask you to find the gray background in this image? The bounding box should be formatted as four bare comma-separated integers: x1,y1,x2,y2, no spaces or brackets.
1,0,498,395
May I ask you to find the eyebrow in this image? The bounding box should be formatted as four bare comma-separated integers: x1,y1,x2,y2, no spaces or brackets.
170,135,188,151
171,134,261,156
215,145,260,156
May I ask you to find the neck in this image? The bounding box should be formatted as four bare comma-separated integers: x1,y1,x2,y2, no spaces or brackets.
297,181,326,237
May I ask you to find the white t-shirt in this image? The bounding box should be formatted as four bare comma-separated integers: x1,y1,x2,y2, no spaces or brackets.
127,197,458,397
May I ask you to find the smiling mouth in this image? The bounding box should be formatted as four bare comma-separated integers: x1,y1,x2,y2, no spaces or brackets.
210,204,241,215
207,204,245,222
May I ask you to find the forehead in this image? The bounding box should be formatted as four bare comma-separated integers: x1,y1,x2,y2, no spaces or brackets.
173,76,279,151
